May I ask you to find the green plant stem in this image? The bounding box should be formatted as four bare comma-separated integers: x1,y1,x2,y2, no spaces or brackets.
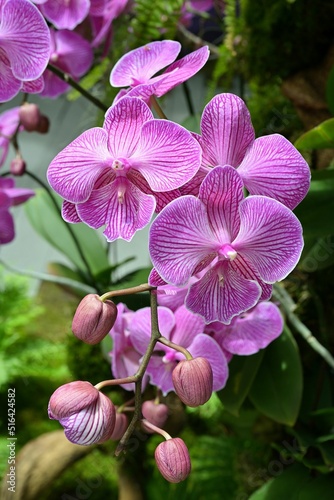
150,96,168,119
273,283,334,369
47,63,108,112
158,336,193,360
24,170,100,292
115,289,162,456
141,419,171,439
95,376,137,390
100,283,155,301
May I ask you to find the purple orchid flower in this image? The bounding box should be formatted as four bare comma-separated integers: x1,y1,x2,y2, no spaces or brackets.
89,0,128,51
39,0,90,30
0,0,50,102
129,305,228,395
186,93,310,210
0,107,20,167
0,177,34,244
206,301,284,356
109,40,209,103
47,96,202,241
149,165,304,324
41,28,93,98
109,303,149,391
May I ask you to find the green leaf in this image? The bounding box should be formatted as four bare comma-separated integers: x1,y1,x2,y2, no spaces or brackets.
249,327,303,425
249,464,314,500
294,170,334,239
217,350,264,415
295,118,334,149
326,64,334,116
25,189,109,275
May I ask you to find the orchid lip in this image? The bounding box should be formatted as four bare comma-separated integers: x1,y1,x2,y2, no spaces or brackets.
218,244,237,261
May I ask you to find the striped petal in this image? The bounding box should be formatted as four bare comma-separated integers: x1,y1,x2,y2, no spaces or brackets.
237,134,311,209
233,196,304,283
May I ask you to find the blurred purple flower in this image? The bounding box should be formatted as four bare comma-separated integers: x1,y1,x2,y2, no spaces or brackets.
206,301,284,355
41,28,93,98
47,96,201,241
149,165,304,324
109,40,209,103
129,305,228,395
0,107,20,167
188,93,310,210
90,0,128,52
0,0,50,102
0,177,34,244
109,303,149,391
39,0,90,30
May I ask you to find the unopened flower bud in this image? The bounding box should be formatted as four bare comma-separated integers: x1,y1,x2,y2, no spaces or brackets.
10,156,26,176
36,114,50,134
110,411,128,441
155,438,191,483
172,357,213,407
19,103,41,132
142,400,169,433
72,294,118,344
48,381,116,445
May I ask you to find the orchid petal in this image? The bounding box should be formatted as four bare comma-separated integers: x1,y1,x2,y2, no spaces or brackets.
109,40,181,87
77,177,156,242
199,165,243,242
154,46,210,97
0,51,21,102
47,127,111,203
149,196,217,285
188,334,229,391
171,305,206,347
233,196,304,283
129,306,175,354
0,209,14,243
132,119,201,191
186,261,262,324
231,254,273,301
0,0,50,80
104,97,153,158
200,93,255,168
62,201,81,223
51,29,93,78
40,0,90,30
221,301,284,355
237,134,311,209
146,355,176,395
21,75,44,94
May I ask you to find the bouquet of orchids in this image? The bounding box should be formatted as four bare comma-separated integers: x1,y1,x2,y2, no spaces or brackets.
4,0,332,490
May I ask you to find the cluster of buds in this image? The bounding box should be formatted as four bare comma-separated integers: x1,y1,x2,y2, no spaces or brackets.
49,292,215,483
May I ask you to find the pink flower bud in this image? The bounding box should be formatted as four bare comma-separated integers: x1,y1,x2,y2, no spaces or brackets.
19,103,41,132
48,381,116,445
172,357,213,407
142,400,169,433
36,115,50,134
155,438,191,483
110,411,128,441
72,294,118,344
10,156,26,176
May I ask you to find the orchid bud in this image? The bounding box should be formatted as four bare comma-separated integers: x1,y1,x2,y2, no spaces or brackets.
19,103,41,131
10,156,26,176
142,400,169,433
72,294,118,344
155,438,191,483
172,357,213,407
36,114,50,134
48,381,116,445
110,411,128,441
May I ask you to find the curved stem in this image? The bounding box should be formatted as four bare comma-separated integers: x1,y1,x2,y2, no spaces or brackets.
47,63,108,112
141,419,171,440
95,376,137,391
115,290,161,456
273,283,334,370
100,283,155,301
150,96,168,119
158,336,193,360
24,170,100,292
